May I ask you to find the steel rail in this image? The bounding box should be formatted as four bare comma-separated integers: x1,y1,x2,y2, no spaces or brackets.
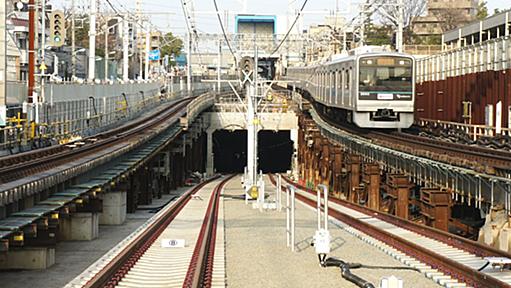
83,176,221,288
0,97,194,183
375,130,511,171
287,81,511,173
270,174,510,288
183,175,234,288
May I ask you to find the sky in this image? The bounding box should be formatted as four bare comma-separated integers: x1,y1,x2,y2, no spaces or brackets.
54,0,511,37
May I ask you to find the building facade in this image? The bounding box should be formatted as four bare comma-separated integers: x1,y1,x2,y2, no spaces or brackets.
412,0,479,44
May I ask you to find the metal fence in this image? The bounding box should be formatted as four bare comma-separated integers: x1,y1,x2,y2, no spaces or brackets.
416,35,511,83
0,81,216,153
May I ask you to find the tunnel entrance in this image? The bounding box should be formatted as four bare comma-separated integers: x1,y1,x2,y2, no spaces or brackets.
213,130,247,173
213,130,293,174
258,130,293,173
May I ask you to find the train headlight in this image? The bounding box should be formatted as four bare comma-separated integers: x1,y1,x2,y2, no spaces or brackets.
367,60,373,65
399,60,405,65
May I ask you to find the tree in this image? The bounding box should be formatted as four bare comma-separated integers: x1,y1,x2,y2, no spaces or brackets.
378,0,427,29
377,0,427,45
476,1,488,20
160,32,183,65
365,24,393,46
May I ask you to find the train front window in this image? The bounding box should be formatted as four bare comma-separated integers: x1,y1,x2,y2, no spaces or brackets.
359,57,412,93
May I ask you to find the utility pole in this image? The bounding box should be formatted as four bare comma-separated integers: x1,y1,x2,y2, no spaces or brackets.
28,0,35,107
144,22,150,80
136,0,142,79
396,0,404,52
360,3,366,47
0,0,6,126
71,0,76,79
217,39,221,92
39,0,46,123
246,51,259,195
88,0,96,81
104,16,108,81
186,32,191,94
122,17,129,82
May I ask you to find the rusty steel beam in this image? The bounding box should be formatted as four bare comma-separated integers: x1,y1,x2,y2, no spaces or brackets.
386,174,411,220
364,163,381,210
420,188,451,231
347,154,361,203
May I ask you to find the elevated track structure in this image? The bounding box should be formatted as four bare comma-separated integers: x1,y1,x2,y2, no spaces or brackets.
415,35,511,133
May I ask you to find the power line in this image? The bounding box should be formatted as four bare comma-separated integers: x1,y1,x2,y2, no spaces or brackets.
270,0,309,57
213,0,237,64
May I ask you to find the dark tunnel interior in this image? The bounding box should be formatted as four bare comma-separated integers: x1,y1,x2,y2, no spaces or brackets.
213,130,293,173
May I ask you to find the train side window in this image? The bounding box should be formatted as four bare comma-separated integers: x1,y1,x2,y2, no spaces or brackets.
336,70,341,104
329,72,335,103
344,69,350,89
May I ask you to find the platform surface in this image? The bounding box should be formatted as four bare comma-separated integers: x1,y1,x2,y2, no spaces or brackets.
223,175,438,288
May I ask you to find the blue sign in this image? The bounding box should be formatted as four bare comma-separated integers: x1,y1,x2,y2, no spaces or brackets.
148,49,161,61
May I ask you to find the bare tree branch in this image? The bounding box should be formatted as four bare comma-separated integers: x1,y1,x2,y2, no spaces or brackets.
377,0,427,28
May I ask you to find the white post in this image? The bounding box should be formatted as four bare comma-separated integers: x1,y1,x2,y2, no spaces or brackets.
291,185,295,252
496,101,502,135
316,185,321,231
122,18,129,82
286,185,290,247
88,0,96,81
244,166,249,205
322,184,328,230
277,174,282,212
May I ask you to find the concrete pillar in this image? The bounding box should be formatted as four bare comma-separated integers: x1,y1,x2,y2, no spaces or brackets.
206,128,215,176
99,191,127,225
59,212,99,241
0,247,55,269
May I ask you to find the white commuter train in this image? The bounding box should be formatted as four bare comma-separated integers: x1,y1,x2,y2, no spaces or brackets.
285,47,415,129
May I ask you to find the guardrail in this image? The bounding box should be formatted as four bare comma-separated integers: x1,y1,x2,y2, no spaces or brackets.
0,83,215,153
416,35,511,83
179,87,235,130
416,118,511,140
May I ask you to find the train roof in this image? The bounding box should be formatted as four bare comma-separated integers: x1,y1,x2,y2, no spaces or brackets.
290,51,414,70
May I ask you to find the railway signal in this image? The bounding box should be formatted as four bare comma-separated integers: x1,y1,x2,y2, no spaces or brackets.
49,10,66,47
239,56,254,85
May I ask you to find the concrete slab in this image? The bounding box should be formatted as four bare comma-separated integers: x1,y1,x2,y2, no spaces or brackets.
223,175,439,288
59,212,99,241
0,247,55,270
0,187,190,288
99,191,127,225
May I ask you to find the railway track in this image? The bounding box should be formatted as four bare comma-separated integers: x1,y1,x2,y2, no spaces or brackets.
277,81,511,175
269,174,511,287
309,101,511,175
68,175,232,288
375,130,511,173
0,97,194,184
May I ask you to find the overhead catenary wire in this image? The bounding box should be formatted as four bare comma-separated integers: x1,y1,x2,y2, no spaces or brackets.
270,0,309,57
212,0,237,64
